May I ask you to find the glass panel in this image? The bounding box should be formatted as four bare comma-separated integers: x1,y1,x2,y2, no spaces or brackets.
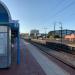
0,33,7,55
0,26,7,32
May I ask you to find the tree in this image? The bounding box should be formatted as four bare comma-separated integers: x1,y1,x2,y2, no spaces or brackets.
47,31,54,38
54,35,60,38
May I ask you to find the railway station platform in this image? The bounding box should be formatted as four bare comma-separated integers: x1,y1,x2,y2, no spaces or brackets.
24,40,70,75
0,39,46,75
0,39,74,75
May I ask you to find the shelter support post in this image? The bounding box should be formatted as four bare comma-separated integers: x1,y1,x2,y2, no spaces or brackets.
17,29,20,64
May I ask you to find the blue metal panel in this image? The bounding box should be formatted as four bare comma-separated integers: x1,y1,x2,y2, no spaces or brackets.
10,23,19,31
0,13,9,22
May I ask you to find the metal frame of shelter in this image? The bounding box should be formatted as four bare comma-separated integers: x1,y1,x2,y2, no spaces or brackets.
0,1,20,64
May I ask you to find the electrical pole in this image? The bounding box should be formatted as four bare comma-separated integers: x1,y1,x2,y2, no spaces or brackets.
54,22,56,39
59,22,63,44
44,28,48,40
66,29,67,35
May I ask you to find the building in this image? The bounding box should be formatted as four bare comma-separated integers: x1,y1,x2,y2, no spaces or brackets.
30,30,39,38
48,30,75,37
20,33,29,39
64,34,75,41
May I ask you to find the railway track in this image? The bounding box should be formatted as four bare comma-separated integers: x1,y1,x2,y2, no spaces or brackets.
30,41,75,69
30,39,75,55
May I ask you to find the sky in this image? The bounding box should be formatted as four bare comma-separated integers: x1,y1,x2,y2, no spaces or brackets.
2,0,75,33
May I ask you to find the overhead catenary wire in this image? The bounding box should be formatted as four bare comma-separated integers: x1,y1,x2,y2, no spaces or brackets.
51,0,70,11
51,0,75,20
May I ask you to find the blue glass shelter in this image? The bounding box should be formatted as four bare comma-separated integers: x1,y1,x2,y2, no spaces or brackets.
0,1,20,68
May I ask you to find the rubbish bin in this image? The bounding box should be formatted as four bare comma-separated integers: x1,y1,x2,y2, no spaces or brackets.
0,26,11,68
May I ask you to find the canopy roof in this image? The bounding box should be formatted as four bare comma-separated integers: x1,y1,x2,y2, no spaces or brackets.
0,1,11,22
0,1,19,36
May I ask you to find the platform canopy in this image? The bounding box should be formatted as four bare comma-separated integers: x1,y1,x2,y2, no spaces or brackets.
0,1,20,64
0,1,11,22
0,1,19,37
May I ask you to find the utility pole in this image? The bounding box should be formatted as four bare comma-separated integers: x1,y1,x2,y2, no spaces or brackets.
44,28,48,40
66,29,67,35
54,22,56,39
59,22,63,44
